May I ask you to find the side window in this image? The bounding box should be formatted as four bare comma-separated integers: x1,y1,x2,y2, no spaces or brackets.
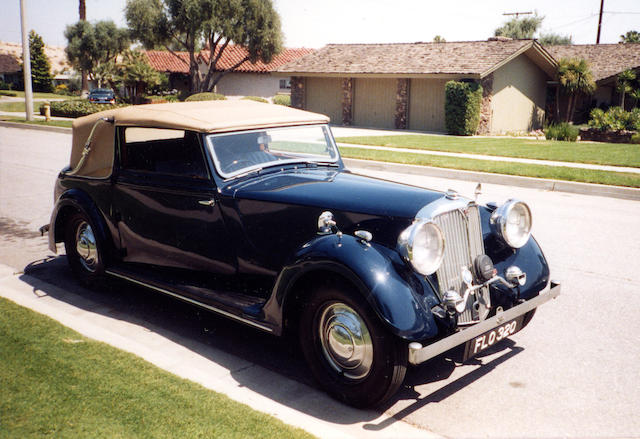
121,127,209,179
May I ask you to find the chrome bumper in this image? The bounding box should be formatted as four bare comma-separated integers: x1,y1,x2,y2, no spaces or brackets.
408,280,561,365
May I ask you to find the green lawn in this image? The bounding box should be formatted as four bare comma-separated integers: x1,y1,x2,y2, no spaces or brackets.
340,146,640,188
0,116,73,128
0,297,315,439
335,134,640,168
0,90,73,100
0,101,42,113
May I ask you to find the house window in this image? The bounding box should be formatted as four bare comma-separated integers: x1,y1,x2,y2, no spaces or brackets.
279,79,291,89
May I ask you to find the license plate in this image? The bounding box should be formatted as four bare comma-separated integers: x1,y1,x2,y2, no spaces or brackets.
463,315,525,361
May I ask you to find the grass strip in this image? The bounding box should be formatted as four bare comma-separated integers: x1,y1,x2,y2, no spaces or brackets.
335,135,640,168
0,101,41,113
340,146,640,188
0,297,315,439
0,90,73,100
0,116,72,128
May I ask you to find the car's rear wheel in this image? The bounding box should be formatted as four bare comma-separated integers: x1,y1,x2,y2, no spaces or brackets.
299,281,407,407
64,212,105,285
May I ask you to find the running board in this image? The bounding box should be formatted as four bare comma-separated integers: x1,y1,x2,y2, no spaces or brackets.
105,269,274,333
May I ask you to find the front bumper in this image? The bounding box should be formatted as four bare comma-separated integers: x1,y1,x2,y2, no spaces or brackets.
408,280,561,365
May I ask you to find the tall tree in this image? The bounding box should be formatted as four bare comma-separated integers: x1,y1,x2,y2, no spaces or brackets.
433,35,446,43
125,0,282,93
494,14,544,39
26,30,54,92
620,31,640,44
556,58,596,122
616,69,636,108
65,20,129,88
539,33,573,46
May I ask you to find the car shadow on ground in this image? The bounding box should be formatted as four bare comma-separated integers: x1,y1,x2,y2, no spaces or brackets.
19,256,523,429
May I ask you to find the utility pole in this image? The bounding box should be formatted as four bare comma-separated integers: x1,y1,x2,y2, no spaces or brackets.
596,0,604,44
19,0,33,121
503,11,533,19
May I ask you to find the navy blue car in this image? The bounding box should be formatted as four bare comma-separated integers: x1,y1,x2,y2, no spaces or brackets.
88,88,115,104
43,101,560,407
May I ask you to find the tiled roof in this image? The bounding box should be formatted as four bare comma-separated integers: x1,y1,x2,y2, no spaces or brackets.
0,53,20,73
0,41,71,75
144,50,191,73
199,46,315,73
276,40,541,75
545,44,640,82
145,46,314,74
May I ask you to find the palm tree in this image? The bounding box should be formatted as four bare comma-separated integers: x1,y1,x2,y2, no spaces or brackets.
630,88,640,109
556,58,596,122
616,69,636,109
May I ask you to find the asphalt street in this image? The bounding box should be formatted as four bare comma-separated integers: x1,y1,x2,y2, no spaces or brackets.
1,126,639,438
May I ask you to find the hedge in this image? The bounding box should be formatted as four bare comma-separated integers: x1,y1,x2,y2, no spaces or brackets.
184,92,226,102
444,81,482,136
241,96,269,103
39,100,129,118
273,95,291,106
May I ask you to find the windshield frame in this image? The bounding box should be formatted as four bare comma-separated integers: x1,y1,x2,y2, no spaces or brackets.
205,124,340,180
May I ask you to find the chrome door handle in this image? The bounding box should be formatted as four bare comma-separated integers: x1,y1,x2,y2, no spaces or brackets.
198,199,215,207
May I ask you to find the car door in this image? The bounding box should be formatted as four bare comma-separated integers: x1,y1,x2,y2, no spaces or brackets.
112,127,236,276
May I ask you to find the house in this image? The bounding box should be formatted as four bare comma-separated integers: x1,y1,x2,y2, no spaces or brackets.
276,38,558,134
0,41,73,87
145,46,314,98
546,43,640,109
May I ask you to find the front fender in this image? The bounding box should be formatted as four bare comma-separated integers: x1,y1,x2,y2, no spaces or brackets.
48,189,113,260
264,233,439,341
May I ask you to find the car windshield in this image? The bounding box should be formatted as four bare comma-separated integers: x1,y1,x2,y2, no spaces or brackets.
206,124,339,178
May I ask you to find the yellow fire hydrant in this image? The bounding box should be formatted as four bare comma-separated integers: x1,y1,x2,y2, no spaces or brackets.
43,102,51,122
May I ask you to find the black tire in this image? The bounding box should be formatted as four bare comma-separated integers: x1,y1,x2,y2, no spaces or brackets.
299,281,407,408
64,211,105,286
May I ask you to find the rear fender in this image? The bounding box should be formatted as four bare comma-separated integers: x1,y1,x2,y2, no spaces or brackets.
49,189,113,261
266,233,438,340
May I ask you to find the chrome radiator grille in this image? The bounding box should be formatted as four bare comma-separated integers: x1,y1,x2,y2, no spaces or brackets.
433,205,490,324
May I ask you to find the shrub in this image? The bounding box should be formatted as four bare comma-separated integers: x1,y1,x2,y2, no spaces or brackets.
544,122,579,142
241,96,269,103
54,84,71,95
631,133,640,144
40,99,129,118
0,81,12,90
588,106,640,131
444,80,482,135
184,92,226,102
273,95,291,106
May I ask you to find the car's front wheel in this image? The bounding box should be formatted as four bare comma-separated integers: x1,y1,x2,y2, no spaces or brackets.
64,212,105,285
299,282,407,407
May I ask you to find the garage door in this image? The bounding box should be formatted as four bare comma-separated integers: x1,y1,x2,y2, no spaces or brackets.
353,78,396,129
305,78,342,124
409,79,447,132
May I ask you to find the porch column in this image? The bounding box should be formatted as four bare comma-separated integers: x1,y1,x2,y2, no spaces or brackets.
290,76,305,109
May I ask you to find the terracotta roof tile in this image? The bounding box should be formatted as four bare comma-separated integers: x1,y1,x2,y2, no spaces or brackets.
144,50,191,73
199,46,314,73
276,40,537,75
545,44,640,82
145,47,314,74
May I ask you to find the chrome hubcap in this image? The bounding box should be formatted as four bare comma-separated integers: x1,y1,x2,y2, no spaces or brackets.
75,221,98,272
318,303,373,380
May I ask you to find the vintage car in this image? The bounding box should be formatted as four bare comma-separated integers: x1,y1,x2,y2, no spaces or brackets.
43,100,560,407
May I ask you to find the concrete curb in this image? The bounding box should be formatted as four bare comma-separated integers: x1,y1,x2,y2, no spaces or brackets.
0,120,71,134
0,263,437,439
344,158,640,201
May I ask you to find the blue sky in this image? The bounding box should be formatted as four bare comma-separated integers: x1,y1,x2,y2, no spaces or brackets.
1,0,639,48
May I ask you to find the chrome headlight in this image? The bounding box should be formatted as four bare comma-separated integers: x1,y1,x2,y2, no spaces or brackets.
491,200,532,248
397,221,445,275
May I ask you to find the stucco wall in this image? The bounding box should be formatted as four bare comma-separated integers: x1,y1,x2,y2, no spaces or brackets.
490,54,547,133
214,72,289,98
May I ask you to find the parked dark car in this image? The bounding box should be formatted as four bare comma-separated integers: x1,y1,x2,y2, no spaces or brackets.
88,88,115,104
43,101,560,407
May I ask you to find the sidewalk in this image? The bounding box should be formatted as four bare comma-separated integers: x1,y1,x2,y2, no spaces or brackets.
0,263,435,439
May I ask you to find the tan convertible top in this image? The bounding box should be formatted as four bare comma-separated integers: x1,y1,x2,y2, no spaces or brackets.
70,100,330,178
